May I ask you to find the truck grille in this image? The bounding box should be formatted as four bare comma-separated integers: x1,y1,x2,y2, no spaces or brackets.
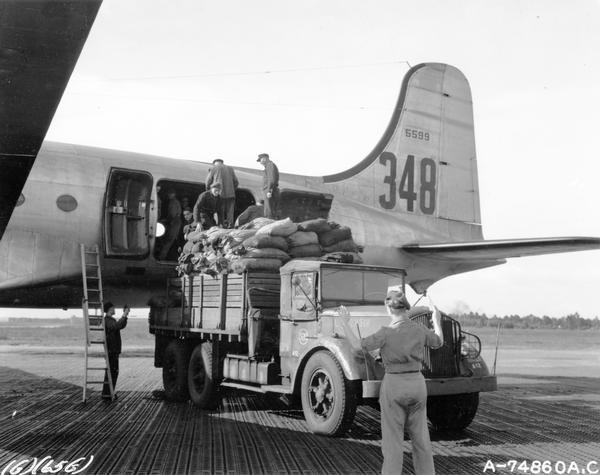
409,310,461,378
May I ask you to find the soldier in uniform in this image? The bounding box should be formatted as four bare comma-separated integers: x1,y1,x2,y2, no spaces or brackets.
339,290,444,475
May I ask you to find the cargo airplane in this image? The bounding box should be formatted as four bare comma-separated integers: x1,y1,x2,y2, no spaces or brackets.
1,1,599,309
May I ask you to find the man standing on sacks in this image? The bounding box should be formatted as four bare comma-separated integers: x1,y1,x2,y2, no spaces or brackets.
257,153,279,219
205,158,239,228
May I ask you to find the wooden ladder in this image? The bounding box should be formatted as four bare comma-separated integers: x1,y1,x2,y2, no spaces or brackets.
81,243,114,402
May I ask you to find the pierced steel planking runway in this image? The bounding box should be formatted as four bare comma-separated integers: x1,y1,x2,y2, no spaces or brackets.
1,352,598,474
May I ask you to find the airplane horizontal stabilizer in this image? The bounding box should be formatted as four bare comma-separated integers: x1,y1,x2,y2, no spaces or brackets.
402,237,600,261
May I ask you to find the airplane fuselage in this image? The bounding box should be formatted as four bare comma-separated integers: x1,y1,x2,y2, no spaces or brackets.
0,140,486,307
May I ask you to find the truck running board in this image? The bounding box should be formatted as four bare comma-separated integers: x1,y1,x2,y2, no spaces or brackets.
220,381,293,395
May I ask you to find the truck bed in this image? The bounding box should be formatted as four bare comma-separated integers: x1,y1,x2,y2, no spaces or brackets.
150,271,281,341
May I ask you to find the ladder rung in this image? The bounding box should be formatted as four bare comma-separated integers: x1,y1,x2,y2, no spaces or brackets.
89,327,104,331
87,276,100,280
90,341,106,344
84,250,99,254
86,381,105,384
87,289,101,292
87,367,107,370
87,301,102,305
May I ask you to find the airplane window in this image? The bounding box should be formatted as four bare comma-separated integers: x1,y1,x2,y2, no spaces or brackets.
56,194,78,212
156,222,166,238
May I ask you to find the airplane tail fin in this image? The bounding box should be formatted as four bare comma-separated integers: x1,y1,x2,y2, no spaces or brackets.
321,63,482,243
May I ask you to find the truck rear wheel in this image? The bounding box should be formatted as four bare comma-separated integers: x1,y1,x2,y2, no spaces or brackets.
300,351,357,436
162,340,189,401
427,392,479,431
188,342,220,409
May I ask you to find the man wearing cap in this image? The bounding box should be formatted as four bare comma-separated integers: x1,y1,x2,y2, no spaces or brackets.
257,153,279,219
102,301,129,400
193,183,222,230
339,290,444,475
205,158,239,228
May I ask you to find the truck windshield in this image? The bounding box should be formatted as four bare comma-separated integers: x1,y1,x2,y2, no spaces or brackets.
320,268,405,306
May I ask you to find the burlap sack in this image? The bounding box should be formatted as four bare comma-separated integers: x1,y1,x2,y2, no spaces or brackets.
245,247,291,262
318,226,352,247
322,239,359,253
288,243,322,258
255,217,298,237
287,231,319,247
297,218,333,234
243,234,289,251
230,258,283,273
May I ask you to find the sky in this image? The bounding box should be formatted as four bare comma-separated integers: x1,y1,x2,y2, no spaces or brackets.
10,0,600,319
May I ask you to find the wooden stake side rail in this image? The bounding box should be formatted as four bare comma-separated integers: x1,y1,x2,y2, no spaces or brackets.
150,271,281,340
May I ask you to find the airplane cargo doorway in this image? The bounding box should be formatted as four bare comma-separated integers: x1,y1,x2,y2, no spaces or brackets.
155,180,204,261
104,169,153,258
154,182,258,261
278,189,332,222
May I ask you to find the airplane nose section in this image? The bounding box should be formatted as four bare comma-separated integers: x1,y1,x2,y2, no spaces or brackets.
0,228,80,289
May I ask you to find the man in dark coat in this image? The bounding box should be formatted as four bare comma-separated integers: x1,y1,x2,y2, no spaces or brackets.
193,183,222,230
102,301,129,399
205,158,239,228
257,153,279,218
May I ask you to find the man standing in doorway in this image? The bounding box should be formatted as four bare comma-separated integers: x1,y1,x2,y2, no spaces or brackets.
257,153,279,219
102,301,129,400
158,188,182,261
205,158,239,228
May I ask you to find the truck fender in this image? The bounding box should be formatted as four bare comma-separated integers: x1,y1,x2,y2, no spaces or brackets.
292,337,365,393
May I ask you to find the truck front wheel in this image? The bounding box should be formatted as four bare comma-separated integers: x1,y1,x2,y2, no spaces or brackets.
188,342,220,409
300,351,357,436
427,392,479,431
162,340,189,401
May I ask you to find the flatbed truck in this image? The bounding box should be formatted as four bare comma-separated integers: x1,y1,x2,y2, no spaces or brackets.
149,260,496,436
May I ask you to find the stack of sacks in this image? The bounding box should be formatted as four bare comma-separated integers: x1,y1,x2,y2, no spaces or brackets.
176,225,260,277
286,229,320,258
176,216,364,277
230,218,297,273
297,217,363,264
319,225,359,252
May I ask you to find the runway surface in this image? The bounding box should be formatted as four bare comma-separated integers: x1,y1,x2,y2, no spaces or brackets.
1,350,598,474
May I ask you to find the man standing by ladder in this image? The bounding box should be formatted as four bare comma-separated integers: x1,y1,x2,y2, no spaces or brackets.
102,301,129,400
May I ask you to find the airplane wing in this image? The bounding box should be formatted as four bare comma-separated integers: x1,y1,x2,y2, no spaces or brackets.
402,237,600,260
0,0,102,240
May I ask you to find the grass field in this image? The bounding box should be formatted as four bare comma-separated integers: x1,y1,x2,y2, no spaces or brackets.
1,318,598,378
0,318,154,347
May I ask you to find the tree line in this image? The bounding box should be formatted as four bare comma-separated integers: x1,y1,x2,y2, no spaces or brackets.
448,311,600,330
